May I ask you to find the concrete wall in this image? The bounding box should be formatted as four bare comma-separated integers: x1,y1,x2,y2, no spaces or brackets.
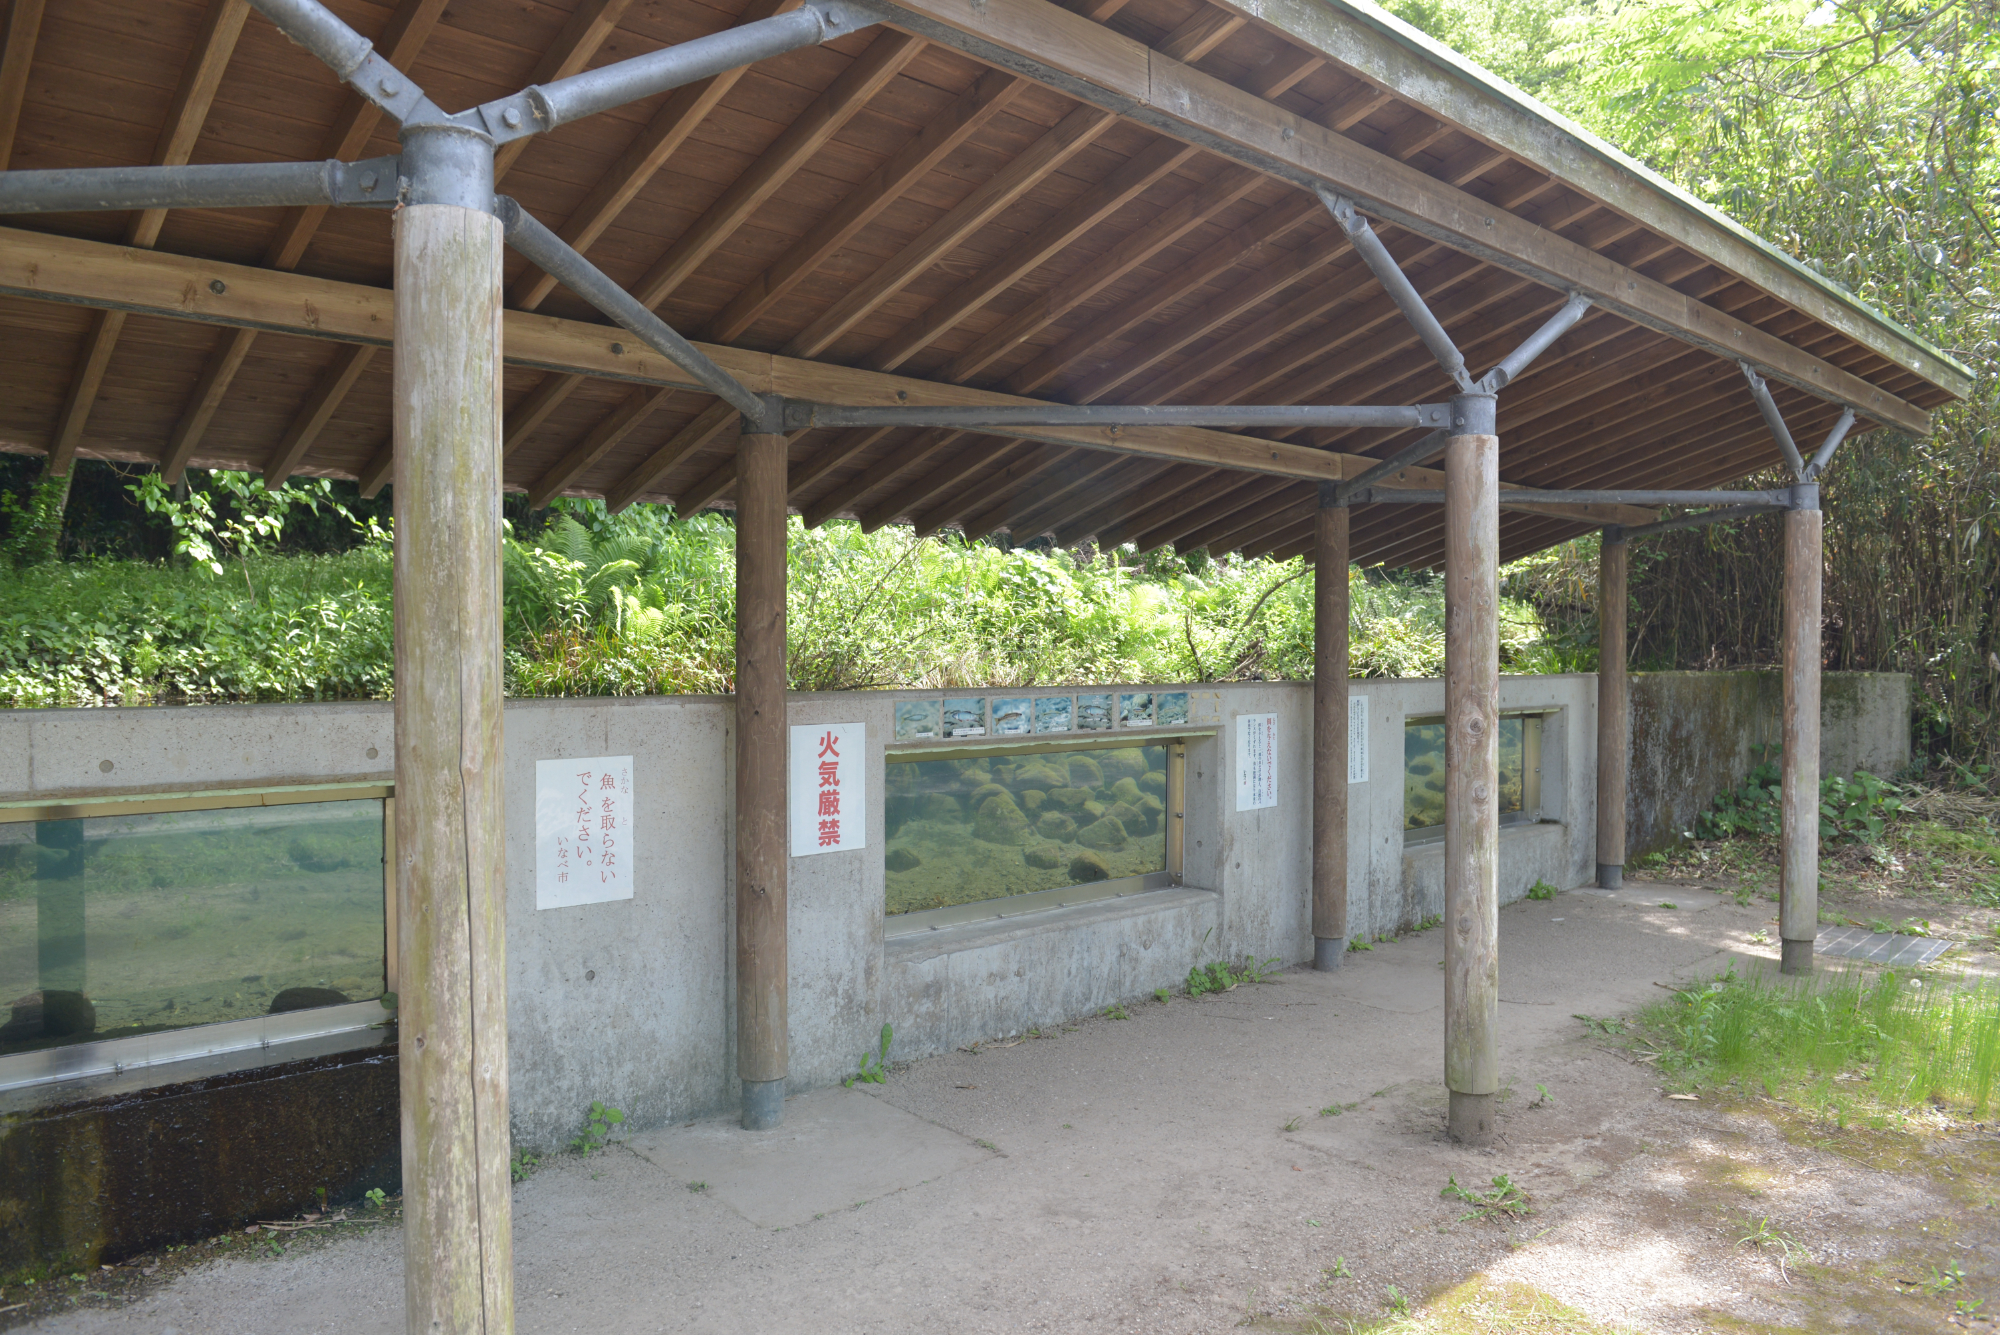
1626,670,1910,857
0,668,1908,1146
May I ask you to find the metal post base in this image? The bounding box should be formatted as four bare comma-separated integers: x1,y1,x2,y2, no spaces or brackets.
1447,1091,1494,1145
1780,938,1813,975
741,1077,786,1130
1597,863,1622,890
1313,937,1346,970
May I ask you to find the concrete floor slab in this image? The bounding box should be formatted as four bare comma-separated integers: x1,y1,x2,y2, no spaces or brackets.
624,1085,993,1228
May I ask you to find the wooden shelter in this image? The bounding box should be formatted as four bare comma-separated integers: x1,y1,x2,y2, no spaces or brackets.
0,0,1970,1327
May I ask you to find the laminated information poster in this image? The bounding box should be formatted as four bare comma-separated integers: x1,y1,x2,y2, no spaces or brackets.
1349,694,1369,783
791,721,866,857
1236,713,1278,811
536,755,635,909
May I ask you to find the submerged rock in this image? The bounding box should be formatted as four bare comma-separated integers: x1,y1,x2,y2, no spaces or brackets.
1105,801,1146,833
885,847,922,873
1110,777,1143,805
919,793,963,822
974,794,1033,845
1023,843,1064,870
1036,811,1078,842
1075,816,1128,851
1139,770,1168,798
1099,749,1148,783
1138,794,1166,829
1068,850,1111,883
1019,789,1047,812
968,783,1011,808
1082,801,1107,821
1066,756,1105,789
1012,761,1067,791
270,986,350,1014
1048,786,1092,810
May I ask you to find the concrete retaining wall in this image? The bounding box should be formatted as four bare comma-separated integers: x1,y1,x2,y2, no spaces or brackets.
1626,671,1910,857
0,668,1907,1146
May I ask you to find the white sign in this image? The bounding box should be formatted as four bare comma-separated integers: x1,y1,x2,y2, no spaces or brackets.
1236,712,1278,811
535,756,634,909
791,721,866,857
1349,694,1369,783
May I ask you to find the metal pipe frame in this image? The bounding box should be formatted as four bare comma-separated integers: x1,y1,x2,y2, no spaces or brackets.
1619,503,1772,539
1349,486,1794,509
793,402,1450,431
1740,361,1809,478
1320,187,1474,392
1804,406,1856,481
0,156,401,213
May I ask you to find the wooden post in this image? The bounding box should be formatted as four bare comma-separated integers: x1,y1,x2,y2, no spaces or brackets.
1595,528,1628,889
1443,423,1499,1146
391,150,515,1333
1780,503,1821,974
1312,485,1350,968
736,427,790,1129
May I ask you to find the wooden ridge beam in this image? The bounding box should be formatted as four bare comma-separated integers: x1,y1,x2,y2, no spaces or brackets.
782,102,1119,359
1201,0,1968,399
49,0,250,476
873,0,1942,428
709,67,1027,344
264,342,375,485
0,225,1666,501
865,134,1200,372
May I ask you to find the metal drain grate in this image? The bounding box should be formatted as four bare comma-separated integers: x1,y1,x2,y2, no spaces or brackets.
1814,926,1953,968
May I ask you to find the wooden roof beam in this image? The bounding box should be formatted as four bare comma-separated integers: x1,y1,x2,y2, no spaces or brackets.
788,426,894,500
263,342,375,486
875,0,1943,427
164,0,456,482
955,445,1077,538
493,0,641,180
865,134,1201,372
522,27,923,314
1054,460,1204,543
0,0,45,171
604,399,739,513
527,384,677,509
909,439,1042,534
50,0,251,477
709,67,1028,344
508,0,797,313
802,429,962,525
864,437,1038,530
976,449,1127,539
782,102,1120,359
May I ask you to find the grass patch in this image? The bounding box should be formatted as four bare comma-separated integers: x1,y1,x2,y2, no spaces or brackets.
1278,1277,1629,1333
1641,966,2000,1126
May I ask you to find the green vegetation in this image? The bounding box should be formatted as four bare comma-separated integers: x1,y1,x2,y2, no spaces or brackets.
1185,955,1281,996
0,468,1589,709
1524,880,1556,902
570,1100,625,1156
1440,1174,1532,1224
844,1023,894,1088
1694,748,1908,842
1642,967,2000,1124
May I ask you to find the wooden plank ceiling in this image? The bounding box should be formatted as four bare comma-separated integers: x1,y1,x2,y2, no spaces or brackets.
0,0,1965,568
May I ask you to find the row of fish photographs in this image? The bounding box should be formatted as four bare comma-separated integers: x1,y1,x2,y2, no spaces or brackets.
895,692,1194,741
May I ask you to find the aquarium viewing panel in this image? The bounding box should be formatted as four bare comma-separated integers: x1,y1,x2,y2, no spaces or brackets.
894,692,1193,741
885,739,1176,929
0,791,389,1060
1403,713,1546,834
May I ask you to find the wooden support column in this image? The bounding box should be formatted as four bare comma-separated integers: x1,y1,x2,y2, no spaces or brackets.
736,425,790,1129
1312,485,1350,968
1443,413,1499,1146
391,131,513,1335
1780,500,1822,974
1595,527,1628,888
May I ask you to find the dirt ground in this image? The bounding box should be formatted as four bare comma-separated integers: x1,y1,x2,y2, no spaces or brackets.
6,875,1997,1335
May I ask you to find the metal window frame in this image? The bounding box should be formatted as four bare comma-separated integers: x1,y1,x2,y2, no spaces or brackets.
1400,709,1551,840
883,732,1197,936
0,780,398,1094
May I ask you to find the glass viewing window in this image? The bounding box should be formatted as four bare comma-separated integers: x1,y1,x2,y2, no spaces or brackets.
1403,713,1545,834
1,791,389,1061
886,739,1182,931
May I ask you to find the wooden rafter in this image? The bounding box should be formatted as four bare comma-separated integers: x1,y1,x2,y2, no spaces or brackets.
50,0,250,477
164,0,454,482
493,0,639,180
529,384,677,509
604,399,737,512
781,103,1119,359
264,343,375,485
0,0,45,171
863,437,1037,530
708,67,1028,344
922,442,1062,536
786,426,894,500
909,440,1038,534
864,134,1200,372
802,429,961,526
